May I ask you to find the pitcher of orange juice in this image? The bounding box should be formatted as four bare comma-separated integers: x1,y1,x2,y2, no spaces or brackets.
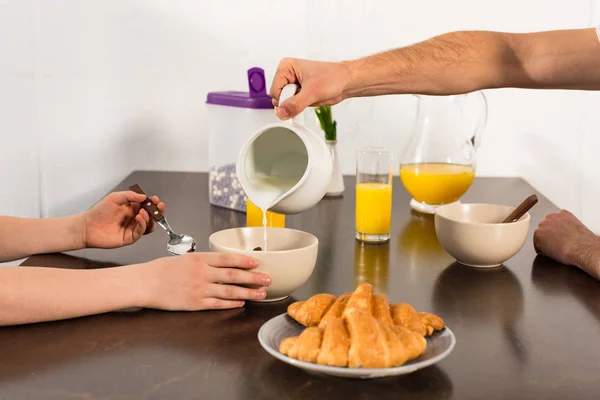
400,92,487,214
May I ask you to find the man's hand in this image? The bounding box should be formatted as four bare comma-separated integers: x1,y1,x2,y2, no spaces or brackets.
534,210,600,280
269,58,351,120
83,191,165,249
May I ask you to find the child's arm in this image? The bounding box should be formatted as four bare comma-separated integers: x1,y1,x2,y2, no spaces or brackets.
0,190,163,262
0,264,146,324
0,215,86,262
0,253,271,326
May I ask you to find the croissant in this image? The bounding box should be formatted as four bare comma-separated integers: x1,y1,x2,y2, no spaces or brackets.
280,284,428,368
287,283,445,336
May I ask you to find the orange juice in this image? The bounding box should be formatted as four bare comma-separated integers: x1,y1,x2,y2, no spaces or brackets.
246,199,285,228
355,183,392,235
400,163,474,205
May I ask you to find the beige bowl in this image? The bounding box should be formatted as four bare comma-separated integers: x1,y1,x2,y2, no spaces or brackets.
434,203,530,268
208,227,318,302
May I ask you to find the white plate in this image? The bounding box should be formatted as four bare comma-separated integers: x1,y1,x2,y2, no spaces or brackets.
258,313,456,379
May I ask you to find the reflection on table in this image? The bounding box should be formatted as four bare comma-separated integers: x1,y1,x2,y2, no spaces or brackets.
354,241,389,295
397,211,454,284
433,262,527,366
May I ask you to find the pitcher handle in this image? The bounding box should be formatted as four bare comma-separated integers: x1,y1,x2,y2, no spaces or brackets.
279,83,300,124
470,91,488,150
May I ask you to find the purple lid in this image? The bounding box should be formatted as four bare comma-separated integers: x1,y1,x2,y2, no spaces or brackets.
206,67,274,109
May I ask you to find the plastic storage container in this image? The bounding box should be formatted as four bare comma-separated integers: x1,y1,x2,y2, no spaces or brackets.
206,67,278,211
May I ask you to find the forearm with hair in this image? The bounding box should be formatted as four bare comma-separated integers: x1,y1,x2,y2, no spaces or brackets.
343,28,600,98
344,31,515,97
573,238,600,280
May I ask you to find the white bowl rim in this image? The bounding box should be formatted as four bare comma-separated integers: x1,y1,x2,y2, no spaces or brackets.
208,227,319,254
435,203,531,227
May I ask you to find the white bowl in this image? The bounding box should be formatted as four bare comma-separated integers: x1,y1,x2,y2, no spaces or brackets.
434,203,530,268
208,227,318,302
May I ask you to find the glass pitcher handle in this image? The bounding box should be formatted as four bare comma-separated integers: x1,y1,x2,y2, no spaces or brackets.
470,91,488,150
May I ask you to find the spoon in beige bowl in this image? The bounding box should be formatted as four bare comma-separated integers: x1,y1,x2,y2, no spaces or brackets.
502,194,538,223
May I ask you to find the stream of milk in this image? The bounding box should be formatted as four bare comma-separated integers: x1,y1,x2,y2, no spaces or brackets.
246,176,300,250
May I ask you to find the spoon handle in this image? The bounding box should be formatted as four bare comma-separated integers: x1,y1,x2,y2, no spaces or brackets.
502,194,538,223
129,184,165,221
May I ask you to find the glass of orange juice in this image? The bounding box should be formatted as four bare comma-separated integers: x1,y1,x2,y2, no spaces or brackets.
355,147,392,243
246,198,285,228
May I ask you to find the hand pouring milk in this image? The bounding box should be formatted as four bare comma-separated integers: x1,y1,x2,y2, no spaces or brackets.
237,84,333,250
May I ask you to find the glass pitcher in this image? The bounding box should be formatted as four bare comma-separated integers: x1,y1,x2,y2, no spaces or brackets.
400,91,487,214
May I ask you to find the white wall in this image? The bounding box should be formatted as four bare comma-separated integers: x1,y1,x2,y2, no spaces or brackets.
1,0,599,229
0,0,40,220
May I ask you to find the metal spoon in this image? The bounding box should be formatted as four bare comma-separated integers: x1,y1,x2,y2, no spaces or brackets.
129,184,196,255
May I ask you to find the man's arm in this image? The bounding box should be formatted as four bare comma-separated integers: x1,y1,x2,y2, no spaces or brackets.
271,28,600,119
346,28,600,97
0,215,86,263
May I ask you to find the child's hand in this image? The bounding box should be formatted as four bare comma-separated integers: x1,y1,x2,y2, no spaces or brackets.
141,252,271,310
83,191,165,249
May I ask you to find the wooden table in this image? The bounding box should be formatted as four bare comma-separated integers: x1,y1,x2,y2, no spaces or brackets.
3,171,600,400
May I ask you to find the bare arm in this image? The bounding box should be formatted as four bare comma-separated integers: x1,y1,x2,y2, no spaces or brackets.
0,190,164,263
271,28,600,118
534,210,600,280
346,28,600,97
0,265,146,325
0,215,86,263
573,240,600,281
0,253,271,326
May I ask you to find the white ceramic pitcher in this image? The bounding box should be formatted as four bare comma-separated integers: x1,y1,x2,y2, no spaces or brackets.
236,84,333,214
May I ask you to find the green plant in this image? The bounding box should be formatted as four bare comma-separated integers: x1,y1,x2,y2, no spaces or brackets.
314,106,337,141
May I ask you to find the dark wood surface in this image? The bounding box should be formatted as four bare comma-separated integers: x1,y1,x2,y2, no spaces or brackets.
3,171,600,400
